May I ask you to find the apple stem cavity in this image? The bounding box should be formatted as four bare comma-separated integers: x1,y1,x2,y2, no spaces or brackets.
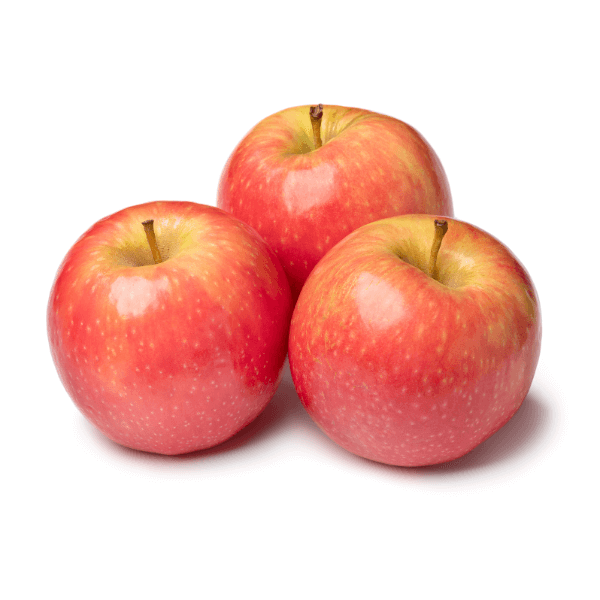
310,104,324,149
142,219,163,265
428,219,448,279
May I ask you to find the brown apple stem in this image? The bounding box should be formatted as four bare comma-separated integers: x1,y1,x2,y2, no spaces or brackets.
142,219,163,264
428,219,448,278
310,104,324,149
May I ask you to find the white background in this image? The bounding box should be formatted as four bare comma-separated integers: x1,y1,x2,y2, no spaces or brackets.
2,1,598,598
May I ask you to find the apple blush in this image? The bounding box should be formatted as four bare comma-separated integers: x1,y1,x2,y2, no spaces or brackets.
218,104,454,301
288,215,542,467
48,201,293,455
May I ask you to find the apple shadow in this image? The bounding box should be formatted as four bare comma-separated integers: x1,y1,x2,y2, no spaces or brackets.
82,368,552,476
172,362,305,462
81,359,308,464
397,387,552,475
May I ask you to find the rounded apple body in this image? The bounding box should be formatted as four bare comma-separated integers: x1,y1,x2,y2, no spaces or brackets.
288,215,541,467
48,201,293,455
218,104,453,300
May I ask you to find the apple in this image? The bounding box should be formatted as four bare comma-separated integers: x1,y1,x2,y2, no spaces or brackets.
288,215,541,467
217,104,453,301
47,201,293,455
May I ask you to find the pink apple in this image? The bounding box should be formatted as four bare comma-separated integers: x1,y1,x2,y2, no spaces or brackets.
288,215,541,467
218,104,453,300
48,201,293,455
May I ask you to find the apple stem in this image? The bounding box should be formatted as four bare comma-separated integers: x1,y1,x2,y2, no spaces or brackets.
310,104,324,149
142,220,163,265
428,219,448,279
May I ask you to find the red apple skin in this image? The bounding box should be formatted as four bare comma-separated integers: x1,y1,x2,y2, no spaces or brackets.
288,215,541,467
48,201,293,455
217,105,453,301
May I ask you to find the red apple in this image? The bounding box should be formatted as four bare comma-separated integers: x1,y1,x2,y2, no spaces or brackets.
47,201,293,455
288,215,541,467
218,104,453,300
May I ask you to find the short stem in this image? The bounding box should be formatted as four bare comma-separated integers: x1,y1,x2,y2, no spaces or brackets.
142,220,163,264
428,219,448,278
310,104,323,149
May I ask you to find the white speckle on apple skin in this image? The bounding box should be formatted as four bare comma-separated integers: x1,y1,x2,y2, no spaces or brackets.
48,202,293,455
217,105,453,301
288,215,541,467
